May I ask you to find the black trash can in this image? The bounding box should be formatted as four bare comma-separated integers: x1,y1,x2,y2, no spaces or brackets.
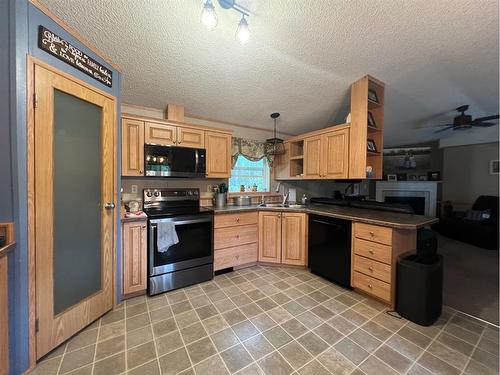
396,253,443,326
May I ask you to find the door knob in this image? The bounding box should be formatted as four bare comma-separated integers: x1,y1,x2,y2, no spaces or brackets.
104,203,116,209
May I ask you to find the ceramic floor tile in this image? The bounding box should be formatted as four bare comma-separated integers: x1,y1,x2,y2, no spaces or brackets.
28,265,495,375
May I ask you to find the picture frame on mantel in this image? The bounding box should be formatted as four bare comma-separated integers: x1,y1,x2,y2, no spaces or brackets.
489,160,499,175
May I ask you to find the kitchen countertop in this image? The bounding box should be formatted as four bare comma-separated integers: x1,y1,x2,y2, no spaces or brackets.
121,214,148,223
212,204,438,230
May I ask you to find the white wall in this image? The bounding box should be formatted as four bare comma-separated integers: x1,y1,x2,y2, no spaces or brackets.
442,142,499,208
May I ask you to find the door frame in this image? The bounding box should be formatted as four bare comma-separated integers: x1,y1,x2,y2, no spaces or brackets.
26,55,117,366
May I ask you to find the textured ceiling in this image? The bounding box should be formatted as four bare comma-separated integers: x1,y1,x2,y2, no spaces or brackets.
42,0,499,146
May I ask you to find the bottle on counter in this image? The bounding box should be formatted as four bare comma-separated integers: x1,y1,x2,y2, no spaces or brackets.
301,194,308,206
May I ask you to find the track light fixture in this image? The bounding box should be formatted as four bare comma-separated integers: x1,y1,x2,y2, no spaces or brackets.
200,0,250,44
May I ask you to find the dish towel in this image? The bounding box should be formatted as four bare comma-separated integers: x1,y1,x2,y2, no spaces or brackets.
157,221,179,253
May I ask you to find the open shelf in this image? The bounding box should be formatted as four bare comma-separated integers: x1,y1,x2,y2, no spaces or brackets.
367,125,380,133
289,155,304,160
367,151,381,156
368,99,382,110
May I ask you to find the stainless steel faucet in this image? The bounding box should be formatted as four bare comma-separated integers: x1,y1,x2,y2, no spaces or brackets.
282,190,289,206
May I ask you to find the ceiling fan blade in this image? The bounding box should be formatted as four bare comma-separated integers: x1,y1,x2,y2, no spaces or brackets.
416,123,454,129
472,122,496,127
473,115,499,122
434,126,454,133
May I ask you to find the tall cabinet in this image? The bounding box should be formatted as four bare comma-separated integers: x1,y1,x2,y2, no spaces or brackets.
122,220,148,296
349,75,385,179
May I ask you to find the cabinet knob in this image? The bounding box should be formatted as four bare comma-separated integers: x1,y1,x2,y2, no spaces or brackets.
236,235,240,239
369,231,375,236
139,170,143,174
369,250,374,254
236,218,240,222
368,284,373,289
368,266,374,271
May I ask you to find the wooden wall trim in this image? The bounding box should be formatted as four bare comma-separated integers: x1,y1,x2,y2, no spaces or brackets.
29,0,122,73
121,102,296,137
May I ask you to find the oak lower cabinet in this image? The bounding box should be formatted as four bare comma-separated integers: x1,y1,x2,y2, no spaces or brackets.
122,118,145,176
303,127,349,179
351,222,416,309
206,131,232,178
258,211,307,266
214,212,258,270
122,220,148,296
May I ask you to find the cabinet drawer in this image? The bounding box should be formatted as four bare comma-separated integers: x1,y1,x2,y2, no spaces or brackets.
353,238,392,265
215,225,258,249
214,243,258,271
353,255,391,283
354,223,392,245
352,271,390,302
215,212,258,228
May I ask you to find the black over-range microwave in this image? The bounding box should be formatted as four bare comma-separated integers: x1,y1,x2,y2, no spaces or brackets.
144,144,206,178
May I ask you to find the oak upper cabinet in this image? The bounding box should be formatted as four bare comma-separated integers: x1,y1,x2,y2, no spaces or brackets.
206,131,232,178
145,121,177,146
258,212,282,263
303,127,349,179
281,213,307,266
122,220,148,296
322,128,349,179
122,118,145,176
304,135,322,178
177,127,205,148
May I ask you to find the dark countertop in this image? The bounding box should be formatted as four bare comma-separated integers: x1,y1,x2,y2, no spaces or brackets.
212,204,438,230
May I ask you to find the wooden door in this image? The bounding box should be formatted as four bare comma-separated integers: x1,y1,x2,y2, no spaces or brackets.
281,213,307,266
206,131,232,178
121,118,144,176
322,128,349,179
0,257,8,375
177,126,205,148
258,212,282,263
33,64,115,359
145,122,177,146
304,135,323,179
122,221,147,295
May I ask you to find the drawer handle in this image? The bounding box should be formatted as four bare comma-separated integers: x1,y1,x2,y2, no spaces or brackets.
368,284,373,289
369,231,375,237
368,266,374,271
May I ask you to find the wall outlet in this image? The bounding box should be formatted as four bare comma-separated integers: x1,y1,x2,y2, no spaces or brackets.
131,185,138,194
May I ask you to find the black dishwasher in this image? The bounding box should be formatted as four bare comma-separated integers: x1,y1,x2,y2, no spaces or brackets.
308,215,352,288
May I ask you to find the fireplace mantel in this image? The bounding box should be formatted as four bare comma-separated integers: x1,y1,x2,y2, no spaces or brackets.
375,181,440,217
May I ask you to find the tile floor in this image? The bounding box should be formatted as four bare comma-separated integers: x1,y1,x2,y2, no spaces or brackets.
31,265,499,375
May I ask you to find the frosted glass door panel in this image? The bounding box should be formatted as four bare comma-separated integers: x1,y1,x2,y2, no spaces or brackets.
53,89,102,315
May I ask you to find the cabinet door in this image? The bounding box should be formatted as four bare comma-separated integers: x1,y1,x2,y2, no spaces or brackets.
121,118,145,176
281,213,307,266
322,128,349,179
145,122,177,146
177,126,205,148
273,141,290,180
206,131,232,178
258,212,282,263
304,135,323,179
122,221,148,295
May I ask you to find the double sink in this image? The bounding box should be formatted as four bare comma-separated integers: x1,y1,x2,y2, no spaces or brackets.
258,203,307,209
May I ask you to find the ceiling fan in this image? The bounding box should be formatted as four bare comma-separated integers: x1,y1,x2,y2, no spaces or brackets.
431,105,499,133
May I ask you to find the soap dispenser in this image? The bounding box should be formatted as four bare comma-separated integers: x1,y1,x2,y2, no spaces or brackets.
301,194,308,206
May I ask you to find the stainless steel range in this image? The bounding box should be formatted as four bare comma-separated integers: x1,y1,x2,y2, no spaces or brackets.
143,188,214,295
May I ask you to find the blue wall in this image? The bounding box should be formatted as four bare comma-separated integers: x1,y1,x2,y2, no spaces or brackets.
7,2,122,373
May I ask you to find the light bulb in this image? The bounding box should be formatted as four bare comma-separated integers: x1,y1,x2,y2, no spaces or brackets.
235,16,250,44
201,0,217,30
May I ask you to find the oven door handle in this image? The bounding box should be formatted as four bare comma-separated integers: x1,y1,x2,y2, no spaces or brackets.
150,217,212,226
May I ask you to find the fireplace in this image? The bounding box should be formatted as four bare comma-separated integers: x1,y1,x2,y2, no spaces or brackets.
376,181,439,217
385,196,426,215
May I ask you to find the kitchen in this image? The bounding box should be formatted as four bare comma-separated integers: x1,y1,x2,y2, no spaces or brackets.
2,1,498,375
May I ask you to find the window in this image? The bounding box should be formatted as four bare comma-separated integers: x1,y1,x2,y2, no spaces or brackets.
229,157,270,193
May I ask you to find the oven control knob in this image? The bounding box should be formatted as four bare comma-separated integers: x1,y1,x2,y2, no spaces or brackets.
154,191,160,197
187,191,193,196
146,191,152,197
193,190,198,195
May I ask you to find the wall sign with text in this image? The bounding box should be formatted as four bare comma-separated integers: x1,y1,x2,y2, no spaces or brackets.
38,25,113,88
